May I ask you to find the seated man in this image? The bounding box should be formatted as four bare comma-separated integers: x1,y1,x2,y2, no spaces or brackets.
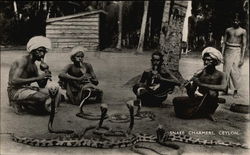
58,46,103,105
173,47,227,121
7,36,61,114
133,52,181,107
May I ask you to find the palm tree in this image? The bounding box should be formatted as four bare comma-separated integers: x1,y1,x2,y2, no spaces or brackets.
124,0,187,87
116,1,123,50
137,1,149,53
159,0,188,84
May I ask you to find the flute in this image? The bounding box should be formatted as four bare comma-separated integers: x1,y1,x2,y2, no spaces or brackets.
184,65,208,87
151,65,158,85
79,61,90,83
40,58,52,81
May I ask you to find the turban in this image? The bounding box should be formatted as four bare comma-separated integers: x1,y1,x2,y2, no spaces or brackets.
26,36,52,52
69,46,87,58
202,47,223,65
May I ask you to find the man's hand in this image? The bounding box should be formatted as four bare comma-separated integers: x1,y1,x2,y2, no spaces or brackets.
192,77,201,86
184,80,191,88
78,73,91,82
238,59,244,67
37,72,52,81
154,74,162,80
149,84,160,90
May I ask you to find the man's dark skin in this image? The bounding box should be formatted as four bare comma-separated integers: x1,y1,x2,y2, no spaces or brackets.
222,16,247,67
174,53,227,121
58,51,101,105
134,52,181,107
139,54,181,91
8,46,60,114
221,14,247,96
190,55,227,97
58,51,98,86
8,47,52,103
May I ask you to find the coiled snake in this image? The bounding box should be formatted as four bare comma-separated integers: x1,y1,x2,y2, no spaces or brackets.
109,100,156,123
8,88,248,149
76,88,108,120
75,88,154,122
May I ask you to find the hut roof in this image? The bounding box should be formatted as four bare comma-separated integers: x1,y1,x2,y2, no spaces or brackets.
46,10,107,23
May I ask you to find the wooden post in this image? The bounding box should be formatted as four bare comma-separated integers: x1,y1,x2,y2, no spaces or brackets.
137,1,149,53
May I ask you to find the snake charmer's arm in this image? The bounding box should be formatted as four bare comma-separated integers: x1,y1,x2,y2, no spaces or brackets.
193,72,227,91
10,58,48,86
58,64,81,81
221,29,229,56
86,63,99,85
186,82,197,98
241,29,247,61
158,69,181,86
138,71,148,87
36,70,48,88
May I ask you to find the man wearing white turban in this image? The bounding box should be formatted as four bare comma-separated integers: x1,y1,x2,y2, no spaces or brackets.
26,36,52,53
7,36,60,114
201,47,223,66
173,47,227,121
58,46,103,105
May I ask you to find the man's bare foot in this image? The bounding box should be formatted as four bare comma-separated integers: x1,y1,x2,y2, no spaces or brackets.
13,103,26,115
207,114,216,122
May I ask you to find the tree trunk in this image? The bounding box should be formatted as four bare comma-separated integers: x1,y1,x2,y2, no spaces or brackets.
116,1,123,50
137,1,149,53
124,1,188,87
13,1,18,20
159,0,188,84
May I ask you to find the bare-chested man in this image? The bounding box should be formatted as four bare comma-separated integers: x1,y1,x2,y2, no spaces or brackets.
222,13,247,97
58,46,103,105
7,36,60,114
173,47,227,121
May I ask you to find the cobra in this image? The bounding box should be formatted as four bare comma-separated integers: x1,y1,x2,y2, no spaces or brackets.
47,84,74,134
9,101,248,149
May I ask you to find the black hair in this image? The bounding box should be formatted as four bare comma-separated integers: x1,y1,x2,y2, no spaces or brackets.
152,51,163,60
151,51,164,67
232,12,241,22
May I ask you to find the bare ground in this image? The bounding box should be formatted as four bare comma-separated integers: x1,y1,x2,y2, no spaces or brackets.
1,50,250,155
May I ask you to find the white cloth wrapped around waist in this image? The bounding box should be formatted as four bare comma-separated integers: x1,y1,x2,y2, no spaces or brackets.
225,42,241,48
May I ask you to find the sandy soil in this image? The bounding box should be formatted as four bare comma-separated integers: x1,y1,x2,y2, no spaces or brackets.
1,50,249,155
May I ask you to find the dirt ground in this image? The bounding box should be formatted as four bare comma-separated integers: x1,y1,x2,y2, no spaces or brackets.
1,49,249,155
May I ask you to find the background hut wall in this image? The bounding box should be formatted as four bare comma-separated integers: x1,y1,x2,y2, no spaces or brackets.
46,14,100,52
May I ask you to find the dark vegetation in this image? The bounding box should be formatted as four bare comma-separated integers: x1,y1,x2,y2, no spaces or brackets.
0,1,248,50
